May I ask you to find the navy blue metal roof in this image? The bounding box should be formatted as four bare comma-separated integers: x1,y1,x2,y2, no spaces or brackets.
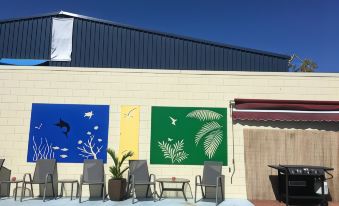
0,11,290,71
0,11,290,59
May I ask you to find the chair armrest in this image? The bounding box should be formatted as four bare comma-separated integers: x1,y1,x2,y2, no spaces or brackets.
45,173,53,183
195,175,202,185
130,174,135,185
80,174,83,184
216,175,224,187
23,173,33,183
149,174,156,183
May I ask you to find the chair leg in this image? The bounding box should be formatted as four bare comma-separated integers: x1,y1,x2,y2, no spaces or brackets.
43,184,47,202
215,186,218,206
52,182,56,200
30,182,34,197
153,184,157,201
102,184,105,202
145,184,149,198
79,184,82,203
132,183,135,204
194,184,197,203
201,185,205,198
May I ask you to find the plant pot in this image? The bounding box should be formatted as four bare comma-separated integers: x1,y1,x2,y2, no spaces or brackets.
108,178,127,201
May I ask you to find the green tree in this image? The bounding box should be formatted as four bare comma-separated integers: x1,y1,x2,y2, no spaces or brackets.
289,54,318,72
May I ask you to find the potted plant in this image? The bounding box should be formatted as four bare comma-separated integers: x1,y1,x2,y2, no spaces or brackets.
107,148,133,201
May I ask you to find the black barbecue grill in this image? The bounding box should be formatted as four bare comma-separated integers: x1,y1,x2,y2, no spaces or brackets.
268,165,334,206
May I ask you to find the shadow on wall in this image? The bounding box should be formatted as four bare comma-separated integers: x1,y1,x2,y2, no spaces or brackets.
235,120,339,132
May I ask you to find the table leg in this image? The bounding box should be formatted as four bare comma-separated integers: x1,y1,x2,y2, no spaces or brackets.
71,183,74,200
76,182,79,198
14,182,18,201
182,183,187,201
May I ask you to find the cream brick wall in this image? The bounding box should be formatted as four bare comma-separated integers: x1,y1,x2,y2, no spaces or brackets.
1,65,339,199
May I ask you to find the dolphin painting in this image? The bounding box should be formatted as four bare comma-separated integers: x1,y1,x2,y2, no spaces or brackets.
55,119,71,137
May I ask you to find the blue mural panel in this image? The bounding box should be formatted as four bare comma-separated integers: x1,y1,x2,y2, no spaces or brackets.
27,103,110,163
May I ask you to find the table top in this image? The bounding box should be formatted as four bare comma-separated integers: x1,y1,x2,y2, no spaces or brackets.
156,178,190,183
1,180,23,183
58,179,79,183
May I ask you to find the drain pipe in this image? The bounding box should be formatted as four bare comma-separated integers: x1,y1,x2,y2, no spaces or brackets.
229,100,236,184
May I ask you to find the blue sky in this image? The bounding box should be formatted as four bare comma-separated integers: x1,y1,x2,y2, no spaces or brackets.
0,0,338,72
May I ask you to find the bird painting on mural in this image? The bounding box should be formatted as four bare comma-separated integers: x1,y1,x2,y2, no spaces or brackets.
169,116,177,126
84,111,94,119
168,138,173,142
54,119,71,138
35,123,42,130
123,107,137,118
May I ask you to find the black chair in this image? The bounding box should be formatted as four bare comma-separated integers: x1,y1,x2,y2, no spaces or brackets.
79,159,106,203
195,161,224,205
128,160,157,204
21,159,57,202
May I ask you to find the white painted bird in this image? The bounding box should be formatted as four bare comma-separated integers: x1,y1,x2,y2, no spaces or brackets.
35,123,42,129
84,111,94,119
123,107,137,118
169,116,177,125
168,138,173,142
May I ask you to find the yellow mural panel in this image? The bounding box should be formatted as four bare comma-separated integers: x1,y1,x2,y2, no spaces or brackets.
119,105,140,160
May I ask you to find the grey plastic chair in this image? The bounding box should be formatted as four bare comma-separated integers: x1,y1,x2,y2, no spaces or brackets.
79,159,106,203
0,159,12,197
128,160,157,204
21,159,57,202
195,161,224,206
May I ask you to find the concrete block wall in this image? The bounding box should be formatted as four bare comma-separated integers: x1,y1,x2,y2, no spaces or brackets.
1,65,339,199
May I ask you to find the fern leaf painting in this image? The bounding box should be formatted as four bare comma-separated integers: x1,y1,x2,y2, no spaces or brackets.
158,139,188,163
194,121,222,145
187,109,224,159
186,110,222,121
150,106,227,166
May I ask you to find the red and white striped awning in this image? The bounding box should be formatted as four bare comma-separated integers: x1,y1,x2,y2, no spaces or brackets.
232,98,339,122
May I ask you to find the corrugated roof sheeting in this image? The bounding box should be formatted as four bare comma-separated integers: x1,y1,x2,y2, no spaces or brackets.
0,13,289,72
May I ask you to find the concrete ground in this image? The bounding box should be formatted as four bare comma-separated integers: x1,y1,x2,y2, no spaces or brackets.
251,200,339,206
0,197,254,206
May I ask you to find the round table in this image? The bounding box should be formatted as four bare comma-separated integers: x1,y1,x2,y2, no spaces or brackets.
156,178,191,201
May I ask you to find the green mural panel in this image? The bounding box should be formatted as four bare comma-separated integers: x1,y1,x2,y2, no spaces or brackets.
150,106,227,165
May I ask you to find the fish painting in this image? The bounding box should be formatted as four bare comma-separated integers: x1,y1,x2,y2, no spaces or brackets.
52,146,60,150
54,119,71,137
60,154,68,158
60,148,68,152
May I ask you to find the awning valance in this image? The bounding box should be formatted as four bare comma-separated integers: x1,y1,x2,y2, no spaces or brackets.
232,99,339,122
